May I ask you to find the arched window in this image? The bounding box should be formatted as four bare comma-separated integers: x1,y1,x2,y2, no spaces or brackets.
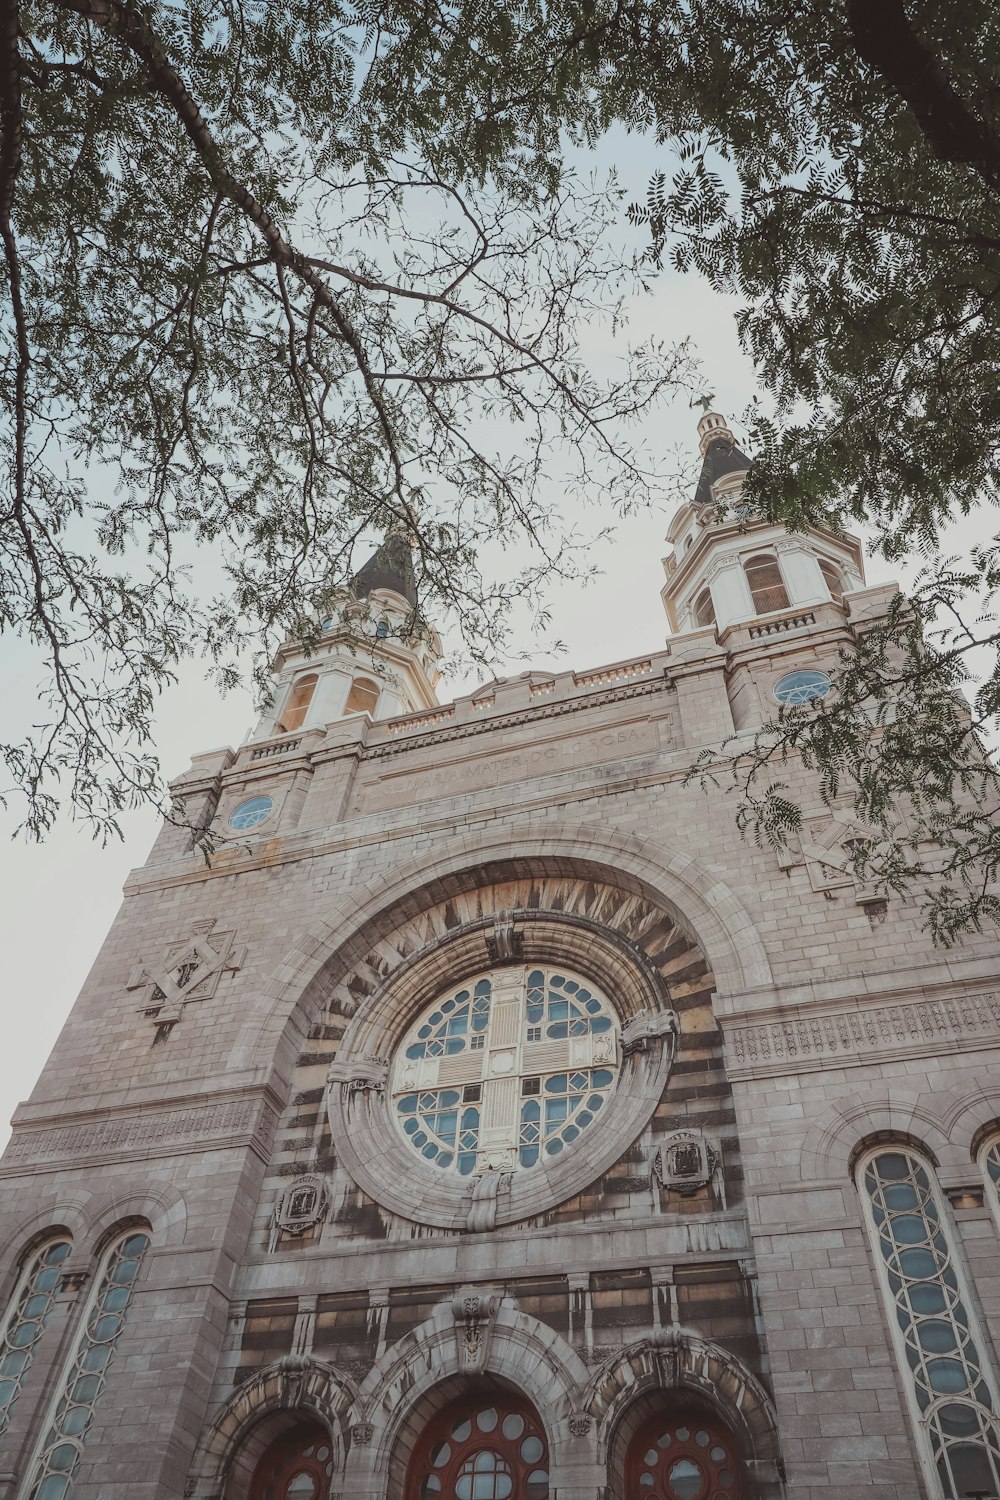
344,676,379,716
0,1237,71,1436
692,588,716,629
743,554,790,614
625,1409,743,1499
977,1133,1000,1240
857,1146,1000,1497
25,1229,149,1500
404,1393,549,1499
279,673,318,732
818,558,845,603
249,1421,334,1500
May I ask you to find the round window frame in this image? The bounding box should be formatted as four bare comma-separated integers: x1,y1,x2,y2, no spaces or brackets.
327,915,677,1230
772,669,832,707
228,795,275,832
390,963,622,1178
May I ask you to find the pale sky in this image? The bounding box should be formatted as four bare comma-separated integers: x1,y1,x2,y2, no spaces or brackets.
0,131,921,1151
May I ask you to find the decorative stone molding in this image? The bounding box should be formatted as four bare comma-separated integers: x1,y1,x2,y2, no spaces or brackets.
728,991,1000,1077
367,675,674,758
653,1130,719,1196
326,904,679,1230
126,918,246,1025
326,1056,389,1099
465,1169,512,1233
747,611,815,638
451,1292,500,1373
351,1422,374,1446
485,911,524,965
4,1096,276,1169
58,1270,89,1295
190,1354,357,1497
589,1329,782,1480
621,1007,679,1057
568,1412,592,1437
272,1174,329,1241
774,808,884,902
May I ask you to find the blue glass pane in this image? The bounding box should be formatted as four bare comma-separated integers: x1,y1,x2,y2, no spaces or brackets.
228,796,273,830
773,670,832,705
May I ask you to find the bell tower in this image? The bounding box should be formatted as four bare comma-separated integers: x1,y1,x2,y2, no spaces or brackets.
660,411,865,637
251,528,443,740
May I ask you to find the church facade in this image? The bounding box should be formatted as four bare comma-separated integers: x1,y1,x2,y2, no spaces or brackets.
2,413,1000,1500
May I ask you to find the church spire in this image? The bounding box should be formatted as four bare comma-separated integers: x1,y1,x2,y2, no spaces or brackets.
692,410,752,507
351,524,418,609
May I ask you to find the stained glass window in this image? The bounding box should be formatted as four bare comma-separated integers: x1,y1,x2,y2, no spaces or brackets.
26,1231,150,1500
229,796,273,831
0,1239,70,1436
773,670,831,706
392,966,619,1176
405,1396,548,1500
626,1412,742,1499
248,1421,333,1500
858,1148,1000,1497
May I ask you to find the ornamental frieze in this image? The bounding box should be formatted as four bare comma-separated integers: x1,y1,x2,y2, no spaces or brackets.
727,991,1000,1075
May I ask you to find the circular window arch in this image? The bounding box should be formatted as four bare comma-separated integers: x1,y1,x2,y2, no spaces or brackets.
626,1410,743,1500
404,1392,549,1500
229,795,274,831
248,1421,333,1500
327,918,678,1230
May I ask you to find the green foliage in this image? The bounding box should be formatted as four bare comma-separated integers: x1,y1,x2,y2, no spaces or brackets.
0,0,695,839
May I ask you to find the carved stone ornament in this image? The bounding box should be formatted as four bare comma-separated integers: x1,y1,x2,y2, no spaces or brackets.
273,1173,330,1237
276,1353,323,1410
654,1129,719,1196
451,1292,500,1373
621,1007,679,1057
126,918,246,1026
351,1421,374,1446
465,1169,513,1233
327,1055,389,1100
485,910,524,965
568,1412,592,1437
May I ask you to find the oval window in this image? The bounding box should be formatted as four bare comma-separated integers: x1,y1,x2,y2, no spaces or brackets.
229,796,274,831
773,670,831,706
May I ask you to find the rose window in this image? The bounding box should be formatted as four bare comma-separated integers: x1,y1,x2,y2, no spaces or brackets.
626,1414,742,1499
391,965,619,1175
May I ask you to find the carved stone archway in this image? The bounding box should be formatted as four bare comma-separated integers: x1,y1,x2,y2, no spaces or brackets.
186,1354,358,1499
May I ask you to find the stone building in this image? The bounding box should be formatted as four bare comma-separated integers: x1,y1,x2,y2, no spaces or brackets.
1,413,1000,1500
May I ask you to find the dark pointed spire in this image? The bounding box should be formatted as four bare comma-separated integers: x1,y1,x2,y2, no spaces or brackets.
351,526,418,608
693,411,751,506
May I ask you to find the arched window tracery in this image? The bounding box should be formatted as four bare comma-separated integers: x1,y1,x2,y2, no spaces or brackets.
25,1228,149,1500
0,1237,71,1436
404,1393,549,1500
625,1409,743,1500
248,1421,334,1500
857,1144,1000,1497
743,554,790,615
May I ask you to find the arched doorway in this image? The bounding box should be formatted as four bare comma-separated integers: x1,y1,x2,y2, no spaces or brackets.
404,1391,550,1499
625,1409,742,1500
248,1420,334,1500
